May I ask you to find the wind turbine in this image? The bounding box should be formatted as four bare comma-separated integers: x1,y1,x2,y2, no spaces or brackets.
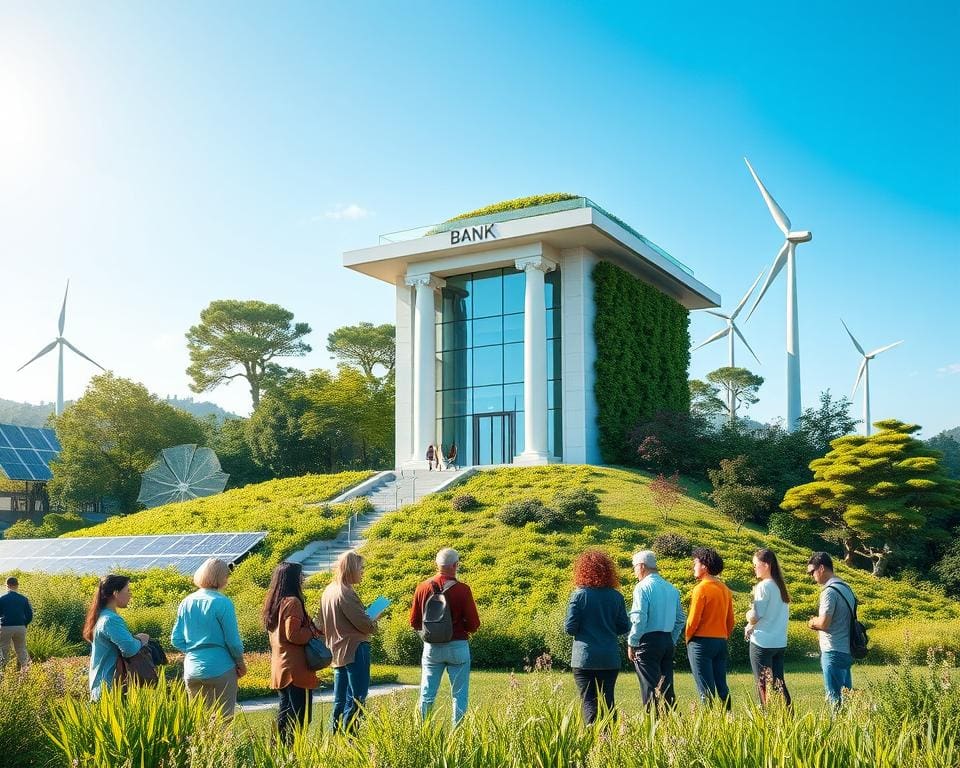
17,281,105,416
692,270,764,421
841,319,903,436
744,157,813,432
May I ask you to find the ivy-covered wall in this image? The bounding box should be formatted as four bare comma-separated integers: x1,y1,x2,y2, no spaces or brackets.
592,261,691,463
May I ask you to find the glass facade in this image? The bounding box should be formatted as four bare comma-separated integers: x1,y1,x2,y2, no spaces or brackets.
436,267,561,466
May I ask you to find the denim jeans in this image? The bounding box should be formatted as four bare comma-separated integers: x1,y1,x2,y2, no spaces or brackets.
820,650,853,708
419,640,471,724
687,637,731,709
331,641,371,733
277,684,312,745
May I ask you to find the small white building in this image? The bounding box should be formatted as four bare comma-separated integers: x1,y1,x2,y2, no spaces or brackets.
343,196,720,469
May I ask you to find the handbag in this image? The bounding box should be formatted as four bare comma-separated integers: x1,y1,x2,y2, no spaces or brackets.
114,644,160,689
305,636,333,671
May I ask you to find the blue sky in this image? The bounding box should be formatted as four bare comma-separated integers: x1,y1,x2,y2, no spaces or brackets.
2,2,958,434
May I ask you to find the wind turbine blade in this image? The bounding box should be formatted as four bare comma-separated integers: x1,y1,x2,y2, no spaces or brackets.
704,310,731,320
733,325,761,365
852,358,867,396
58,280,70,336
744,157,791,235
61,338,105,370
17,340,59,371
731,269,765,320
866,340,904,358
746,242,789,321
840,319,865,355
691,327,730,351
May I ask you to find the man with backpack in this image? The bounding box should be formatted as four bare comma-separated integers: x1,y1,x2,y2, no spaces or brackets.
409,548,480,724
806,552,866,709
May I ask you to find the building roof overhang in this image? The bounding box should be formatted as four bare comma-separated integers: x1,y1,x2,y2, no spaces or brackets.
343,205,720,309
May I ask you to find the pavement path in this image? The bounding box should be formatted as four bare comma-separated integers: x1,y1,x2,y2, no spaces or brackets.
238,682,417,712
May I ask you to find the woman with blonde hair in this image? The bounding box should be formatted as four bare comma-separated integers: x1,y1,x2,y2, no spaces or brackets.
171,558,246,717
319,550,377,733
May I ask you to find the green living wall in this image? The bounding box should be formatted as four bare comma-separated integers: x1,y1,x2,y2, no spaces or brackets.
593,261,690,463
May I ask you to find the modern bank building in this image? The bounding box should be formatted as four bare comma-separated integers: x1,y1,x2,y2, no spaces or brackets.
343,195,720,470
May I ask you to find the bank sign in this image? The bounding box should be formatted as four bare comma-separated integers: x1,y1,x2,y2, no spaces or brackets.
450,223,497,245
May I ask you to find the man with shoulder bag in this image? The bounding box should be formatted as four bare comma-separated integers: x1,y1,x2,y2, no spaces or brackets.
806,552,867,710
409,548,480,725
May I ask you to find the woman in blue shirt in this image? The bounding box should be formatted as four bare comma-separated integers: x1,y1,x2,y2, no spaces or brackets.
563,549,631,724
82,574,149,701
171,558,246,717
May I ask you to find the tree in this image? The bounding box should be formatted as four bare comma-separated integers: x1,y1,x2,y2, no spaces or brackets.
781,420,960,577
629,410,711,475
49,373,207,512
246,367,394,475
326,322,396,379
201,416,271,488
707,455,774,532
927,432,960,480
795,390,859,456
705,367,764,423
648,471,682,523
689,379,726,418
186,300,312,409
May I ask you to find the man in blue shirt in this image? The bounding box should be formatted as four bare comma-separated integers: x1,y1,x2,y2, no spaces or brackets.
627,551,685,708
0,576,33,670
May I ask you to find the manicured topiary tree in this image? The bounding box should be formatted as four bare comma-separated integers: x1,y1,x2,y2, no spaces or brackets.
781,420,960,577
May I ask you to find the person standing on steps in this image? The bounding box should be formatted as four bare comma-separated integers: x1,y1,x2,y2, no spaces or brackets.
0,576,33,671
745,548,791,708
685,547,735,709
806,551,857,710
409,548,480,725
426,444,436,470
627,551,685,709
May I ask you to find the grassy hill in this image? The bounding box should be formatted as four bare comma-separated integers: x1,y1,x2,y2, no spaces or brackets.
354,465,960,668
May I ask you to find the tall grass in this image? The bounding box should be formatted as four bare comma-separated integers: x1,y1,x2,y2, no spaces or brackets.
42,658,958,768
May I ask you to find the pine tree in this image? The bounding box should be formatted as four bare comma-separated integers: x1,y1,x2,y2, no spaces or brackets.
781,420,960,576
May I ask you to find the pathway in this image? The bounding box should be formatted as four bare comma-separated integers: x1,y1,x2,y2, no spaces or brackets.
238,682,417,712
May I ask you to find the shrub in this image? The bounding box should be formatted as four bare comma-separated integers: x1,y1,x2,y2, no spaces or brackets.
498,499,550,527
25,624,82,662
767,511,819,548
707,456,774,531
0,662,70,767
551,489,600,520
451,494,479,512
652,533,692,559
4,512,88,539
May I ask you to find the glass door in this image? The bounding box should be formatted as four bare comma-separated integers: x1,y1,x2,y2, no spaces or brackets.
472,412,515,465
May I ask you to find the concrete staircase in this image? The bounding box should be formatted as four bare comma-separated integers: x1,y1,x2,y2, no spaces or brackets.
295,468,473,577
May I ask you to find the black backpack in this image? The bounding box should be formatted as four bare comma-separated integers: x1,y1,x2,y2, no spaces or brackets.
827,584,869,660
418,580,456,644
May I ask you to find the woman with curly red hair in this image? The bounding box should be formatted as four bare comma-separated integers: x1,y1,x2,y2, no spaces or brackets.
563,549,630,723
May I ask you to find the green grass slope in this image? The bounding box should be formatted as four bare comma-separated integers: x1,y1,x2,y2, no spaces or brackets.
356,466,960,668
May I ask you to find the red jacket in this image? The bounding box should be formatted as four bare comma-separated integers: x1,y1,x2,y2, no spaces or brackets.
409,576,481,641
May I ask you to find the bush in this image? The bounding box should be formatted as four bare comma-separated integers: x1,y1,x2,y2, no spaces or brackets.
767,511,819,548
707,456,774,531
4,512,88,539
499,499,550,527
451,494,479,512
25,624,82,662
551,489,600,520
652,533,692,559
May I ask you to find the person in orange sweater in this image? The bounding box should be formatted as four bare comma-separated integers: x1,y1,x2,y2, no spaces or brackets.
685,547,735,709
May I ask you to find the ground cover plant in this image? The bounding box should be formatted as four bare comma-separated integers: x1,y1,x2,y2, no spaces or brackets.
358,465,960,668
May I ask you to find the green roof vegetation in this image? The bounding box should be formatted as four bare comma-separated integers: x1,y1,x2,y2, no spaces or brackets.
442,193,580,224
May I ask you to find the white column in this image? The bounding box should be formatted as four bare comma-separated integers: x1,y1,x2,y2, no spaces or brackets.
515,255,556,464
404,274,444,466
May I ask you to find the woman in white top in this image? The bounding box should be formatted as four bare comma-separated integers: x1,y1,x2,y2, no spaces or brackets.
745,548,792,707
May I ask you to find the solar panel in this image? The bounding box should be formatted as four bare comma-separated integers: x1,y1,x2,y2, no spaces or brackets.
0,531,267,576
0,424,61,482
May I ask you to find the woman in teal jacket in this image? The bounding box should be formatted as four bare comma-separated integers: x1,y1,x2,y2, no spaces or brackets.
171,558,247,717
82,574,149,700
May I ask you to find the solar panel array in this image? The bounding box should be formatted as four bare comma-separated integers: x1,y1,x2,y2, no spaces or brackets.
0,424,61,482
0,531,267,576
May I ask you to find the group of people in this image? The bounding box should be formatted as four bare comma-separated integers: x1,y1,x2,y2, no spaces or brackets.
1,543,858,741
425,442,458,471
564,547,858,723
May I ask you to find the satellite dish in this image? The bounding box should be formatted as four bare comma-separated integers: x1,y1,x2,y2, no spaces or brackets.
137,444,229,508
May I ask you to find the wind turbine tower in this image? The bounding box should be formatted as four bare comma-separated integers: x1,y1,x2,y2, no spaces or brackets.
692,270,764,421
17,281,105,416
744,158,813,432
841,319,903,436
